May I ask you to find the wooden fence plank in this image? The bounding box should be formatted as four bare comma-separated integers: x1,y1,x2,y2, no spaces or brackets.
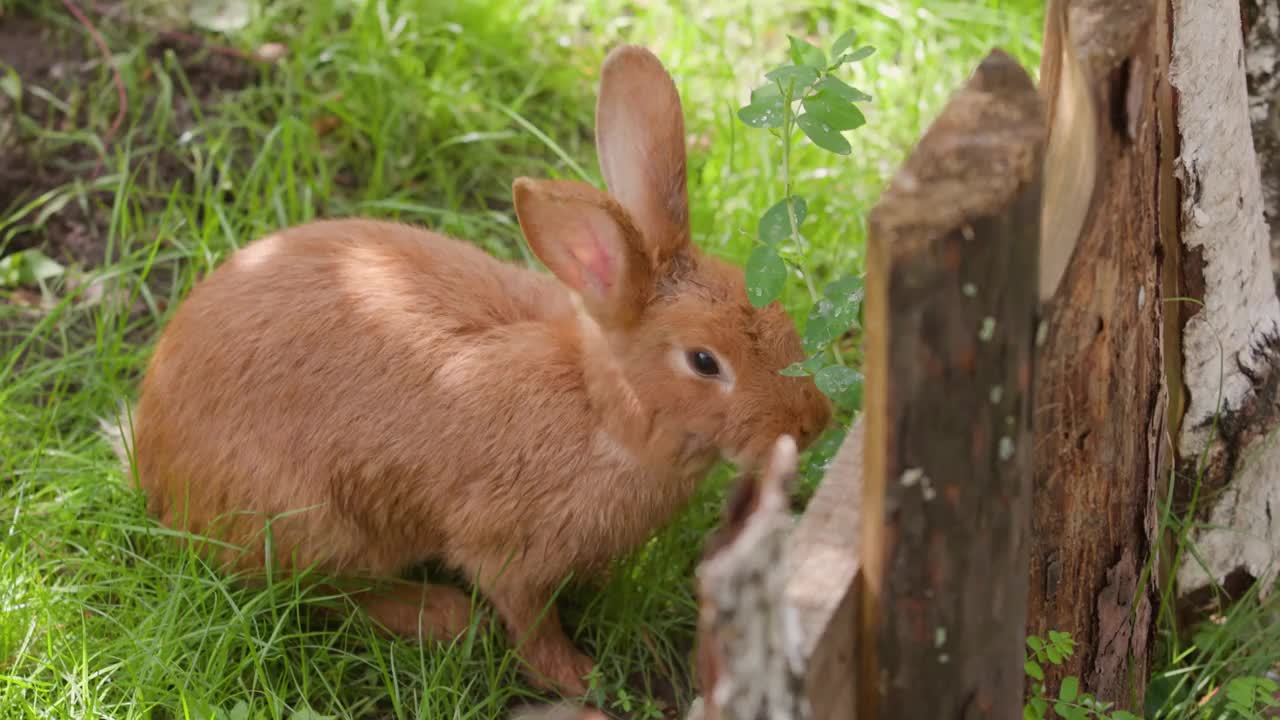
859,49,1044,719
784,418,863,720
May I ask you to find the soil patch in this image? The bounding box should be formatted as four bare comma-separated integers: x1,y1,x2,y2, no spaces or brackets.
0,4,258,268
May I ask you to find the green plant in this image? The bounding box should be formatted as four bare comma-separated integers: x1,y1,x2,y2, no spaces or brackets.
1024,631,1141,720
1222,676,1280,717
736,30,874,415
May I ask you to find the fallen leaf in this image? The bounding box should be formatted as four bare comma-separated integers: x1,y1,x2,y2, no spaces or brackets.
254,42,288,62
312,115,342,136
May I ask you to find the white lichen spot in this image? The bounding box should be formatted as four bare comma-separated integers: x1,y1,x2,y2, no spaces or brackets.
938,653,950,664
989,385,1004,405
979,317,997,342
902,468,936,501
962,283,978,298
934,626,947,648
1137,286,1147,311
998,436,1016,461
1036,319,1050,347
961,224,976,242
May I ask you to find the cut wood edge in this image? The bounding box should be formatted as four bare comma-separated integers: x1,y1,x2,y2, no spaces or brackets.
1039,0,1099,302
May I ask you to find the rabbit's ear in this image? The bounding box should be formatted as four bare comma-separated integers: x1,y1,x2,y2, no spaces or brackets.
595,45,690,266
513,178,653,325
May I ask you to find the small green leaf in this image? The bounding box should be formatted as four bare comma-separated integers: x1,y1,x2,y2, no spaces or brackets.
1045,646,1063,665
814,365,862,409
758,196,808,245
779,362,809,377
788,35,826,69
1109,712,1141,720
802,90,867,131
802,353,828,373
1028,698,1049,720
1059,677,1079,703
817,75,873,103
0,67,21,102
802,275,863,353
781,353,828,377
1027,636,1045,652
830,29,859,60
0,249,66,288
1226,677,1260,709
1049,630,1076,658
836,46,877,64
765,64,819,93
796,113,852,155
227,702,250,720
745,246,787,308
738,97,786,129
839,371,863,410
1025,660,1044,681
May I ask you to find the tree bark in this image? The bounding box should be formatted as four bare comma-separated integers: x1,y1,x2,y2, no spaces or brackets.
859,48,1042,719
1027,0,1162,708
691,436,809,720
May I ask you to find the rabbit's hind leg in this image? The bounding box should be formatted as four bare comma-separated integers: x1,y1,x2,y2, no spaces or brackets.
351,581,478,640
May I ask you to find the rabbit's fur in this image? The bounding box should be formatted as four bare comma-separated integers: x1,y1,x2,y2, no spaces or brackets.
125,45,831,695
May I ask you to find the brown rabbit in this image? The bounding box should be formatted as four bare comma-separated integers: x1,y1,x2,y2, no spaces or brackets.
123,44,831,695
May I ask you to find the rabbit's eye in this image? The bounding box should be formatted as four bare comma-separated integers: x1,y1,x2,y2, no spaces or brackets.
687,350,721,378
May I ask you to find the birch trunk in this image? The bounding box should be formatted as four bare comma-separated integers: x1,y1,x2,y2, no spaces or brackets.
1169,0,1280,600
1242,0,1280,291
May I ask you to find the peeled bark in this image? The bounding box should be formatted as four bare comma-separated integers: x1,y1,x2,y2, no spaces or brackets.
1027,0,1161,707
691,436,809,720
688,423,864,720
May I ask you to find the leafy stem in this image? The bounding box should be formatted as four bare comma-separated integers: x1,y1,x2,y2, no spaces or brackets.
739,31,874,412
777,83,821,304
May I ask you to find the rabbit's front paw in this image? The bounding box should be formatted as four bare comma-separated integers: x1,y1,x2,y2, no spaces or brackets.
525,641,596,697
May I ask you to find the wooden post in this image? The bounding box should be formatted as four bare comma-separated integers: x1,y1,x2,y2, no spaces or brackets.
859,49,1043,719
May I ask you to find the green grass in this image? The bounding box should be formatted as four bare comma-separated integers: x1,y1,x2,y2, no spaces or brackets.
12,1,1235,718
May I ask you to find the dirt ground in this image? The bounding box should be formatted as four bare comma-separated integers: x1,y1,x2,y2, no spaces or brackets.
0,3,257,268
